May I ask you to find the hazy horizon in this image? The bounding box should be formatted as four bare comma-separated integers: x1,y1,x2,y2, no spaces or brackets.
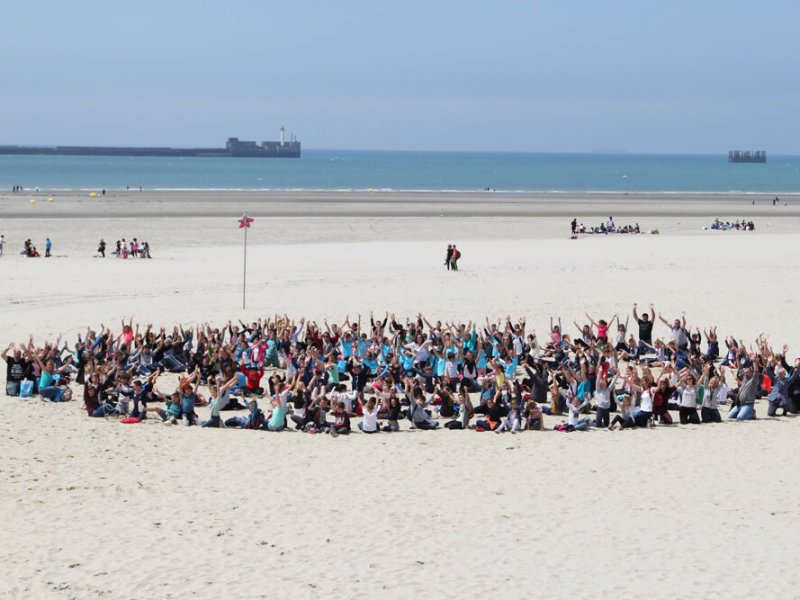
2,1,798,154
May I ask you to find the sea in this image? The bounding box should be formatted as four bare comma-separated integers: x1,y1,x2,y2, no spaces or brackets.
1,151,799,194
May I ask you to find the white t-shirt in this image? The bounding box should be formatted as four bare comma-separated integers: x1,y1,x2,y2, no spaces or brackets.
444,359,459,378
640,389,653,412
336,391,358,413
679,386,697,408
361,407,379,432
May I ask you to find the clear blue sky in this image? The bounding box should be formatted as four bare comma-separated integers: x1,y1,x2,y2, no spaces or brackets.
2,1,798,153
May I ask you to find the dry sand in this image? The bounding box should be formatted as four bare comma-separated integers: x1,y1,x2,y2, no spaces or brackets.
1,191,799,599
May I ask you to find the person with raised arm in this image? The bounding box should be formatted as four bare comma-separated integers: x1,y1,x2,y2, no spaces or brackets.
562,393,590,431
700,364,725,423
2,343,32,396
357,395,380,433
202,375,237,428
766,345,795,417
658,311,690,353
584,312,618,344
33,351,70,402
633,303,656,355
727,356,762,421
676,369,701,424
608,394,635,430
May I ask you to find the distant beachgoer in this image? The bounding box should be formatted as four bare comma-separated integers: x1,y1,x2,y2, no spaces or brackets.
444,244,452,270
0,234,4,257
571,218,577,235
97,239,106,258
451,244,461,271
45,238,52,258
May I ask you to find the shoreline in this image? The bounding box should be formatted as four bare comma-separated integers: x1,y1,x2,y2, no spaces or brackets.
1,189,798,219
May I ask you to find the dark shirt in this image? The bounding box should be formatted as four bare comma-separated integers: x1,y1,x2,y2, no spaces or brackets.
6,357,29,383
637,319,654,344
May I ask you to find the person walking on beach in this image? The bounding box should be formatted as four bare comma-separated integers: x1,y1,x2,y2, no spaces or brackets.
444,244,453,270
44,238,52,258
0,234,4,257
571,218,577,236
451,244,461,271
97,239,106,258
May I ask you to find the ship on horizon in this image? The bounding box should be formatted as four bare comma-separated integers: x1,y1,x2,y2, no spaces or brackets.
728,149,766,163
0,128,301,158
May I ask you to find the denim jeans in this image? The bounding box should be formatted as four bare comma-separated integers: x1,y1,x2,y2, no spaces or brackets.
91,404,115,417
573,417,590,430
728,404,754,420
39,386,64,402
201,415,221,428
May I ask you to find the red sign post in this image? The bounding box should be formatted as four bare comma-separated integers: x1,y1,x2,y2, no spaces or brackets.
239,213,254,309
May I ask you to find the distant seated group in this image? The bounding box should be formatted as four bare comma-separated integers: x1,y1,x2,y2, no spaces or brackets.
4,307,799,437
708,219,755,231
571,216,646,237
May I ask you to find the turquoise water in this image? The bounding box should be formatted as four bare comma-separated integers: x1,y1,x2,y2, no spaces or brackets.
1,151,799,193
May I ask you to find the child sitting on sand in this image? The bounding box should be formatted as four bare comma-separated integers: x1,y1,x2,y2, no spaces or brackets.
524,396,544,430
147,393,182,425
495,397,523,433
264,397,287,431
202,375,237,428
557,394,589,432
357,396,380,433
329,401,351,436
609,395,635,430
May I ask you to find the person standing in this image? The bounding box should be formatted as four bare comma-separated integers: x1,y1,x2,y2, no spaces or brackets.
451,244,461,271
571,218,577,236
44,237,52,258
97,239,106,258
0,234,5,257
444,244,452,270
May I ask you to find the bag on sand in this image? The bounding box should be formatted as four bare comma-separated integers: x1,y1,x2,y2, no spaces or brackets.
19,379,33,398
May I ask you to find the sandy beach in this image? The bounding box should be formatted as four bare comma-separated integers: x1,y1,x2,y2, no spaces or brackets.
1,191,800,599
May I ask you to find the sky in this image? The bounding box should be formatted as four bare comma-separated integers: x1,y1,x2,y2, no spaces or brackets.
1,0,798,153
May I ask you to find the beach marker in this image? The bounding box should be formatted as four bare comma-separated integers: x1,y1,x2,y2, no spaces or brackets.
47,197,54,203
30,198,36,205
238,213,255,310
89,192,98,198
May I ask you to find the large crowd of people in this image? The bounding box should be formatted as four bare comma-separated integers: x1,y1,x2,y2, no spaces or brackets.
4,308,799,435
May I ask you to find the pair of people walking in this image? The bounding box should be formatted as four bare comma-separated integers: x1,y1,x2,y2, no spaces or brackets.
444,244,461,271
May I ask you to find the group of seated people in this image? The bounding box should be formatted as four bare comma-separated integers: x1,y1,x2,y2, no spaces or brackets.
571,217,644,237
22,238,46,257
4,308,799,435
708,218,755,231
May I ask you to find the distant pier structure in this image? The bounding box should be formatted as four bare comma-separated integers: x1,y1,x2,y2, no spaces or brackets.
728,150,766,163
0,128,301,158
